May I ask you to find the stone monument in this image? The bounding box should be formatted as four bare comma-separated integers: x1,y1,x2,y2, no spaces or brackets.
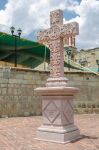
35,9,80,143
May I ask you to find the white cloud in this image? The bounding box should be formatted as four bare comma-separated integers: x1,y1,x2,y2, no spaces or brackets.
0,0,67,34
0,0,99,50
72,0,99,49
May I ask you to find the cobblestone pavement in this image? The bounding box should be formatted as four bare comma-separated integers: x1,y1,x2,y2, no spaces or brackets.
0,114,99,150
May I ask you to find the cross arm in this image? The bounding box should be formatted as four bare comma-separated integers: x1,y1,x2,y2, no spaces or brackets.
60,22,79,37
37,28,51,43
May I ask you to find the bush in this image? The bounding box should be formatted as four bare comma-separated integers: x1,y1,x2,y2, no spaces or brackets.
92,104,96,108
82,103,86,108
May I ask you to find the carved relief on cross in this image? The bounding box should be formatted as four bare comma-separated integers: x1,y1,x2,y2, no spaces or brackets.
37,9,79,78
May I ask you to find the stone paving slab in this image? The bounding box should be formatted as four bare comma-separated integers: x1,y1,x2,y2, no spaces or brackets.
0,114,99,150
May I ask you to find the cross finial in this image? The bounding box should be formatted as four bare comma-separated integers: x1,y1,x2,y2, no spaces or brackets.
50,9,63,27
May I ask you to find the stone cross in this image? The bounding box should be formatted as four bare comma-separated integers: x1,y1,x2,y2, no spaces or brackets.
35,10,80,143
38,9,79,78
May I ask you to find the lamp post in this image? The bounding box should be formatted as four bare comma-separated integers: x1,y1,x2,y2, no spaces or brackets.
10,26,22,67
96,60,99,72
65,47,71,71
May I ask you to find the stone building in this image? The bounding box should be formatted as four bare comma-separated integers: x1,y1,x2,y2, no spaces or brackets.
74,47,99,72
25,46,99,72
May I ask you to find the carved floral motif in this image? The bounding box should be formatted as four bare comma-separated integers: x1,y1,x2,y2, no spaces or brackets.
37,9,79,77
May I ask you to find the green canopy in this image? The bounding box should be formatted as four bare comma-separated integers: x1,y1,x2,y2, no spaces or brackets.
0,32,50,68
0,32,83,70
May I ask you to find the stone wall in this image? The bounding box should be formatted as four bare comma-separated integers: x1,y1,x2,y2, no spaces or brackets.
67,72,99,113
0,67,99,117
0,67,47,117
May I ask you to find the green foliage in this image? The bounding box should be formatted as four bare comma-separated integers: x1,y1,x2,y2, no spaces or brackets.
92,103,96,108
82,103,86,108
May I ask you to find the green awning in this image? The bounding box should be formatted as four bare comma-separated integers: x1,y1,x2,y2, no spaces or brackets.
0,32,83,70
0,32,50,68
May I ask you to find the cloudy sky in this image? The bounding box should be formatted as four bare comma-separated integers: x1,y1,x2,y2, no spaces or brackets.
0,0,99,50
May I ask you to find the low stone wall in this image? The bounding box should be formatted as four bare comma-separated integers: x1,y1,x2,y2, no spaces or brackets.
0,67,99,117
0,67,46,117
68,72,99,114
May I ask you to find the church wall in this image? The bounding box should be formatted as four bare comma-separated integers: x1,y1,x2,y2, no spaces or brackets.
0,67,99,117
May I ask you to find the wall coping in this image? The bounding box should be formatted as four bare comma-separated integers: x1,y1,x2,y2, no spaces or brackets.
0,66,98,76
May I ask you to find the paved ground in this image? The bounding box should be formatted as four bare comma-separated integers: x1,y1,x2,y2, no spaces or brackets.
0,114,99,150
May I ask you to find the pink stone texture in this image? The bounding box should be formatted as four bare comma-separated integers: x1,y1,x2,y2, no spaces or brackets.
37,9,79,79
35,9,80,143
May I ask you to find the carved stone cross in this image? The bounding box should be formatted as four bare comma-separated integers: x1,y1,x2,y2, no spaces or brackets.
38,9,79,78
35,9,80,143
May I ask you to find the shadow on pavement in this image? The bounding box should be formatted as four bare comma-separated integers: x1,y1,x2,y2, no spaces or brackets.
70,134,98,143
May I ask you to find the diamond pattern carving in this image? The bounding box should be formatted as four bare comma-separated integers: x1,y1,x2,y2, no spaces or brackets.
43,101,60,123
63,100,74,125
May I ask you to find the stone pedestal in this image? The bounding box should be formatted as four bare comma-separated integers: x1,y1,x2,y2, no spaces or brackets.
35,86,80,143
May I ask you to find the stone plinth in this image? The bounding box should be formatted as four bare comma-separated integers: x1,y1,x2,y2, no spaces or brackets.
35,87,80,143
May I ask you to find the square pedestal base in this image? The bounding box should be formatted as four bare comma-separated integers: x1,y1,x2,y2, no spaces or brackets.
37,125,80,143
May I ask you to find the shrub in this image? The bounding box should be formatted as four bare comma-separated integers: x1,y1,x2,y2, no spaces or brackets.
92,103,96,108
82,103,86,108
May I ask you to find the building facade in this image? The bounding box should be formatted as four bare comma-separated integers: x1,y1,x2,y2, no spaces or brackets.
74,48,99,72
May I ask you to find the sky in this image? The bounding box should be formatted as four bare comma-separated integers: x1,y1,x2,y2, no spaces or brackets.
0,0,99,50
